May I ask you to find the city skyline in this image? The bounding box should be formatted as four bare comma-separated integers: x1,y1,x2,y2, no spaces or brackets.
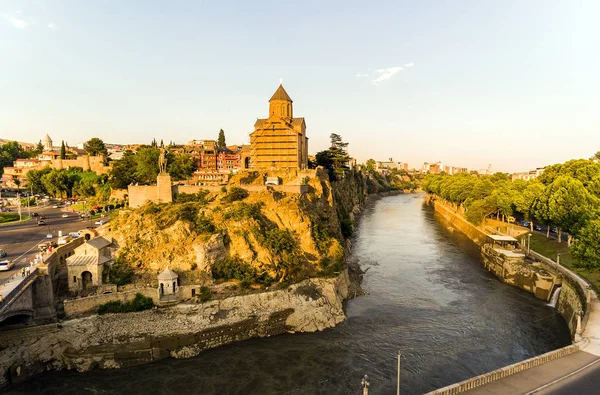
1,0,599,172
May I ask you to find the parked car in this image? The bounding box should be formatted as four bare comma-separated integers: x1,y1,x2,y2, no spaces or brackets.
37,220,46,226
0,248,7,258
550,226,557,233
57,236,73,245
68,231,81,238
0,260,15,271
534,225,542,231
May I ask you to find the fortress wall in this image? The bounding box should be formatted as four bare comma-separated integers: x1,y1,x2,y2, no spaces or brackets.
128,185,158,208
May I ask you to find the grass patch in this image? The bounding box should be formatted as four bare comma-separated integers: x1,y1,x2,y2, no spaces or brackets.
527,233,600,293
0,213,31,225
98,293,153,315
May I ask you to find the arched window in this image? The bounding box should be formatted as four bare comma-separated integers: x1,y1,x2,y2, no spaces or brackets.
281,104,286,116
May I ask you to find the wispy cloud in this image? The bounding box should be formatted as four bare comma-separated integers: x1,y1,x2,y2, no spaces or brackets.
372,67,403,84
356,62,415,84
48,22,58,30
3,14,30,29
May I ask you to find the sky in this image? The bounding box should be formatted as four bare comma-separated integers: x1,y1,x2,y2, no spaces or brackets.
1,0,599,172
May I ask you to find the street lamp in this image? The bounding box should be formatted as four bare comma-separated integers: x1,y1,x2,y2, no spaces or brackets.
361,374,370,395
527,233,532,255
557,253,561,267
397,351,401,395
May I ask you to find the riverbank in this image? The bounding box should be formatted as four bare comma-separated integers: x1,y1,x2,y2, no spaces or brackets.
426,195,592,341
0,271,350,387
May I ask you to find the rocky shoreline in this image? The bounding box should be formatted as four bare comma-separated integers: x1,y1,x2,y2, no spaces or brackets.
0,271,352,387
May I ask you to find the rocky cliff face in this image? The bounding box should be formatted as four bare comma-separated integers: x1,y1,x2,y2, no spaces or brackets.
104,169,373,285
0,271,350,387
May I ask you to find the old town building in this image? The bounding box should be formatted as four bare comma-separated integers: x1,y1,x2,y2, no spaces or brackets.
250,84,308,169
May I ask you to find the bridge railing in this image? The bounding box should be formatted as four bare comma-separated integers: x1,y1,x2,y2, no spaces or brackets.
425,345,580,394
0,268,39,314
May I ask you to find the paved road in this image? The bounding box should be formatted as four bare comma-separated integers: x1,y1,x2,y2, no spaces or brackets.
464,350,600,394
539,357,600,394
0,204,99,286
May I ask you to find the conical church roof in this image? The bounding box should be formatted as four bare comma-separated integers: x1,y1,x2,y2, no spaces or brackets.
158,267,179,280
269,84,293,102
44,134,52,142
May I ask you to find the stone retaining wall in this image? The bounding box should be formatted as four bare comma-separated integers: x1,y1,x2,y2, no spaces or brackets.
425,345,580,394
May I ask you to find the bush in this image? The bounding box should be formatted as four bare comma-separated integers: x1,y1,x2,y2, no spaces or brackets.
105,257,135,286
98,293,153,315
175,190,210,204
89,209,96,216
199,286,211,302
195,215,216,234
223,187,249,203
211,257,272,289
340,217,354,238
259,228,296,254
223,202,263,221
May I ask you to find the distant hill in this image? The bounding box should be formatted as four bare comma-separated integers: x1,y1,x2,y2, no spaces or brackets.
0,138,35,148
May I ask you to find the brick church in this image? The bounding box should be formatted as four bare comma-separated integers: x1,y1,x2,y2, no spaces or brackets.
250,84,308,169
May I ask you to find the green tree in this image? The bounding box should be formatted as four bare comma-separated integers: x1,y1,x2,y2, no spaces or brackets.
217,129,226,148
34,141,44,155
109,150,138,189
365,159,376,172
513,180,544,231
591,151,600,162
83,137,108,156
60,140,66,159
0,141,33,176
167,152,195,181
546,176,599,244
26,168,52,194
573,220,600,268
135,147,160,184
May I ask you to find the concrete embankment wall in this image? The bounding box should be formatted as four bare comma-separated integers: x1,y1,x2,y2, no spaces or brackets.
0,270,350,388
428,196,487,246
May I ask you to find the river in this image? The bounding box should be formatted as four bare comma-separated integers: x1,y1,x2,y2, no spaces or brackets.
8,194,571,394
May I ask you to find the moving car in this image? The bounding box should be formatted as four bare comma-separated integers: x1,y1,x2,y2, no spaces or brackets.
0,248,6,258
52,205,58,209
0,260,15,271
37,220,46,226
32,212,39,217
68,231,81,238
61,213,69,218
95,219,107,226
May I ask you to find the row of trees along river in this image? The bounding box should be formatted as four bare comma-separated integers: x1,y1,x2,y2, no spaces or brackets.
422,157,600,277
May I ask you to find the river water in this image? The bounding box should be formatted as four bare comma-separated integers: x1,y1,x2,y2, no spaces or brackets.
9,194,571,394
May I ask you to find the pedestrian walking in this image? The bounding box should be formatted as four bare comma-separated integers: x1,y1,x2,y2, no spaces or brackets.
0,294,3,306
21,267,25,277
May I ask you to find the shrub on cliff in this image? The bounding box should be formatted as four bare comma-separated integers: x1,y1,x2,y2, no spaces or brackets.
211,257,272,288
98,293,154,315
223,187,249,203
175,190,210,204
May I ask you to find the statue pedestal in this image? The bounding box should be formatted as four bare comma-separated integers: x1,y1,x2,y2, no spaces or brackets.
156,173,173,204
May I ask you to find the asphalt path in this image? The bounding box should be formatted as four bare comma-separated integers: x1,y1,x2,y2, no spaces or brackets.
0,204,98,285
536,356,600,394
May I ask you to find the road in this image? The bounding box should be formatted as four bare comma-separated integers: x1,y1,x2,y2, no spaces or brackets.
539,357,600,394
0,204,100,286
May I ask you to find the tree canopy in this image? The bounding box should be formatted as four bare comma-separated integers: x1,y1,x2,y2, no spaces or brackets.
217,129,226,149
84,137,108,156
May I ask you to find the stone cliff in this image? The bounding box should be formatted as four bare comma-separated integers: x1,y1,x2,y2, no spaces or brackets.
0,272,350,387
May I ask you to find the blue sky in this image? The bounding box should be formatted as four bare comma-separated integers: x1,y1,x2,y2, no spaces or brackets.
1,0,598,172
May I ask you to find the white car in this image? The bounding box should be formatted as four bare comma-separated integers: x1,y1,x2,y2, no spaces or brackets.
0,260,15,271
52,205,58,209
95,219,107,226
61,213,69,218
